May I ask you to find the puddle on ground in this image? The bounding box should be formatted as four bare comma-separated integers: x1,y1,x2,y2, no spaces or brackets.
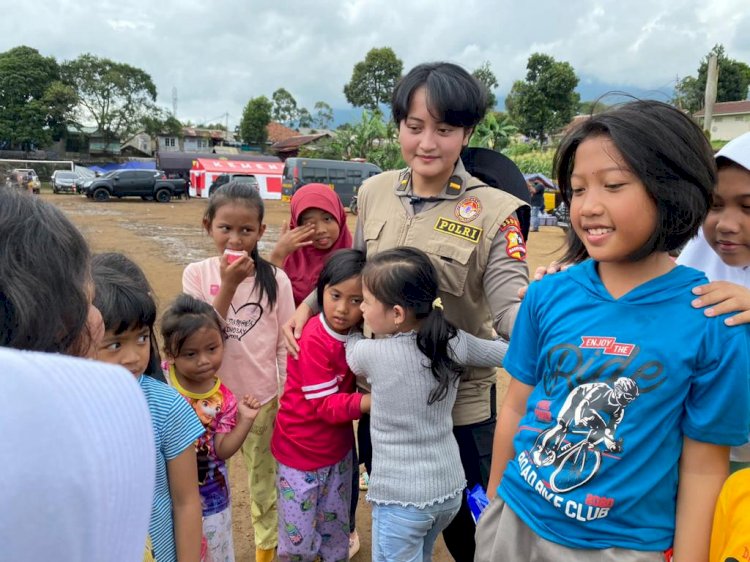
117,222,282,266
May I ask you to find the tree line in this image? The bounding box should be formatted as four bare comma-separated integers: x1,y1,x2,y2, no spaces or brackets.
2,43,747,161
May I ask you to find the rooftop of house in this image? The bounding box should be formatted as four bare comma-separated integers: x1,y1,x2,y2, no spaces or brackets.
695,100,750,116
266,122,299,144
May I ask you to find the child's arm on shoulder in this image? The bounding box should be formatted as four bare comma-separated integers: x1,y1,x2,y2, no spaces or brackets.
167,446,202,562
674,437,729,562
487,378,534,500
450,330,508,368
691,281,750,326
214,394,261,460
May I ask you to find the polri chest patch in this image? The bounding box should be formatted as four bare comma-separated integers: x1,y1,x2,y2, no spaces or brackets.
455,196,482,223
434,217,482,244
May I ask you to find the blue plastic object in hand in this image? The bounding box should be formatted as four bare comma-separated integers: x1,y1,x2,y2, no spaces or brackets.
466,484,490,524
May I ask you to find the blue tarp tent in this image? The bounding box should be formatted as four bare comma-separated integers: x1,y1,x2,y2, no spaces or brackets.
88,161,157,174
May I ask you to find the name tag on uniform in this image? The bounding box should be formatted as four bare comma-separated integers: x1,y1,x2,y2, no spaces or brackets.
434,217,482,243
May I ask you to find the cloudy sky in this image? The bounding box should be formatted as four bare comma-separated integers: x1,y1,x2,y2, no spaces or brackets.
3,0,749,128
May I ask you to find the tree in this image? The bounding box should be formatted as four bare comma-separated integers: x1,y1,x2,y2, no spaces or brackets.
472,61,499,109
469,111,517,151
673,45,750,113
297,107,313,129
271,88,298,126
141,108,182,150
62,54,157,150
0,46,77,150
239,96,272,145
314,101,334,129
343,47,403,110
505,53,580,144
300,110,404,170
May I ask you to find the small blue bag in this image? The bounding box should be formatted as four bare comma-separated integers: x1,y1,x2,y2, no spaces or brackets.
465,484,490,524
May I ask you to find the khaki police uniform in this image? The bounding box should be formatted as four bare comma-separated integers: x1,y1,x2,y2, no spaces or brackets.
355,160,529,426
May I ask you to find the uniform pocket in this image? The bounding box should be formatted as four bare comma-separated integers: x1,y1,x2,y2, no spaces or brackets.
424,239,475,297
363,219,386,257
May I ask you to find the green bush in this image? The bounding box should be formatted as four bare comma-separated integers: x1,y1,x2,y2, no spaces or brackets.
509,150,555,177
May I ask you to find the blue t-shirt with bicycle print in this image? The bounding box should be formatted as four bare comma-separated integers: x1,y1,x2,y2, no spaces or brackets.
499,260,750,551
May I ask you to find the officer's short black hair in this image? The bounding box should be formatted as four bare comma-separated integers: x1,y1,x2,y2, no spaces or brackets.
391,62,488,129
555,99,716,264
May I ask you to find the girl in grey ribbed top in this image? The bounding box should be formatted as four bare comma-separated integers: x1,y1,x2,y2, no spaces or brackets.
344,247,507,558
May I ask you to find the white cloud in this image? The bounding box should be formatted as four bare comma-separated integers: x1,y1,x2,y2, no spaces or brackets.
1,0,748,128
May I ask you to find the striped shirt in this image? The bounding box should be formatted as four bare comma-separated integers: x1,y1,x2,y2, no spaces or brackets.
139,375,204,562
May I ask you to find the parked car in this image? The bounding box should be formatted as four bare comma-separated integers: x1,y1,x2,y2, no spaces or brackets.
82,169,186,202
51,170,79,194
7,169,41,194
208,173,259,197
281,158,382,207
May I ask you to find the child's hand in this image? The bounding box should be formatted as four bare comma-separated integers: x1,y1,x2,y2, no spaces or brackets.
360,394,371,414
517,261,570,299
272,220,315,261
238,394,261,421
219,253,255,287
691,281,750,326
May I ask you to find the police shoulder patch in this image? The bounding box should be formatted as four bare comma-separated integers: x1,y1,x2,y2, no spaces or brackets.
500,216,521,232
434,217,482,243
504,228,527,261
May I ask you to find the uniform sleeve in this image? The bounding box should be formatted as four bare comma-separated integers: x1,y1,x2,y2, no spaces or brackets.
502,281,542,387
296,332,363,424
214,386,238,435
449,330,507,368
483,215,528,339
163,389,205,461
682,322,750,446
275,270,296,390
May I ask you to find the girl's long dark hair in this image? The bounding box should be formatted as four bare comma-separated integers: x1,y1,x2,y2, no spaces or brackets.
204,182,278,309
0,188,92,356
362,247,463,404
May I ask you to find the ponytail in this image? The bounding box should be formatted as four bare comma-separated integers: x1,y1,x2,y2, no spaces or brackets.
417,306,463,405
250,245,278,310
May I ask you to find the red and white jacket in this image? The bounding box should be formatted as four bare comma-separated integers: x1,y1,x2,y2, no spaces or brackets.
271,314,363,471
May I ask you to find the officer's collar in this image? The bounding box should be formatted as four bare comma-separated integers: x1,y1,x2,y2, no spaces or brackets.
394,159,473,201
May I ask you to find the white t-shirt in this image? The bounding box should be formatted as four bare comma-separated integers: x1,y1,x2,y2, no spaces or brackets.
678,231,750,461
0,349,155,561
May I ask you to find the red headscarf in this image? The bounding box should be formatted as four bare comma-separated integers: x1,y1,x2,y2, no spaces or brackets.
282,184,353,305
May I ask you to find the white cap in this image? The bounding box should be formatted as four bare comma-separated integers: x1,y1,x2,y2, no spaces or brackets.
716,132,750,171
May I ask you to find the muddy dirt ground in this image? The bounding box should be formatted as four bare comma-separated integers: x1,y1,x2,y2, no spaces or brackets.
45,193,567,561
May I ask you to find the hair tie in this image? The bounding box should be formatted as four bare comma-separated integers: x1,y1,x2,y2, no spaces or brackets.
432,297,444,311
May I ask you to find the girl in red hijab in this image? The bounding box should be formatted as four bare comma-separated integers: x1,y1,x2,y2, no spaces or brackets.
270,184,353,306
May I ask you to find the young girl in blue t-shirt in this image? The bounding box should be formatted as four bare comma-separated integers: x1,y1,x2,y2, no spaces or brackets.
92,256,205,562
476,100,750,562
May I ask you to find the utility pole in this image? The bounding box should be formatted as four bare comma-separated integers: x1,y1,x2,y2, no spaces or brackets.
172,86,178,117
703,54,719,139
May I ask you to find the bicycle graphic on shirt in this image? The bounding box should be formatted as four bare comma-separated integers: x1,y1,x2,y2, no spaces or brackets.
530,377,639,493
